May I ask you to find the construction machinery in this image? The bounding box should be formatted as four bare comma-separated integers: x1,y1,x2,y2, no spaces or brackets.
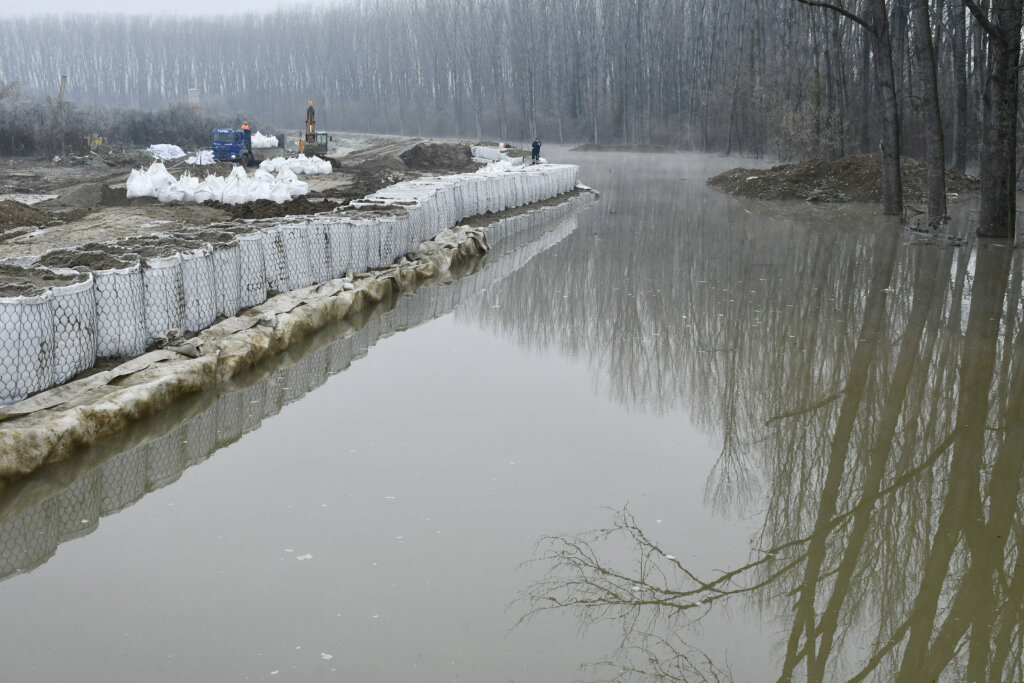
210,128,255,165
298,99,328,154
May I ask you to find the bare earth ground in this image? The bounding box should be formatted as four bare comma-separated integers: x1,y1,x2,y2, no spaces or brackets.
0,133,487,261
707,153,979,205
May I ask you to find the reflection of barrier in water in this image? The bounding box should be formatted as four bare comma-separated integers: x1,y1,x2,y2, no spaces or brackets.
0,193,593,582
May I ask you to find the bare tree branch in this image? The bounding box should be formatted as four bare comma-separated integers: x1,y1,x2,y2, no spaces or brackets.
793,0,872,31
962,0,1002,40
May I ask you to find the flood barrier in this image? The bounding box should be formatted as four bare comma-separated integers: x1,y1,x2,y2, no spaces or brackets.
0,195,591,580
0,159,579,405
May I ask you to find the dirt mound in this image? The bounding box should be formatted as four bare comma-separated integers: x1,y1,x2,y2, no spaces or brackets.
570,143,672,153
0,263,87,297
206,196,336,219
310,169,408,206
37,249,134,271
55,183,129,209
0,200,50,230
707,153,979,204
399,142,477,173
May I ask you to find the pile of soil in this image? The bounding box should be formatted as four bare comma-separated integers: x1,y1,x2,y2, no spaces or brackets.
707,153,979,204
55,183,130,209
310,169,408,205
0,200,50,230
399,142,478,173
37,249,134,271
570,143,672,153
0,263,87,297
206,196,336,219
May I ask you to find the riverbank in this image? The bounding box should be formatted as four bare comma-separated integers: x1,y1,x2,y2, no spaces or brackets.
0,188,595,480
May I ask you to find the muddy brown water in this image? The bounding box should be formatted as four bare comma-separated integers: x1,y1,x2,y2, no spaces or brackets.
0,150,1018,682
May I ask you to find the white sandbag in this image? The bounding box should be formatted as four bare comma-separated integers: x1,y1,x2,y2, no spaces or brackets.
156,184,185,203
180,247,217,332
0,290,53,405
221,176,246,205
92,258,146,358
140,253,185,344
147,162,176,192
48,273,96,385
176,175,201,203
125,168,156,199
349,221,370,273
326,220,353,277
235,232,267,308
307,221,333,284
281,224,314,290
269,183,292,204
261,228,289,293
371,216,398,268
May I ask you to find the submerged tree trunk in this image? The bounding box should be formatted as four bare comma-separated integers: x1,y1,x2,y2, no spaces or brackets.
967,0,1023,239
910,0,946,227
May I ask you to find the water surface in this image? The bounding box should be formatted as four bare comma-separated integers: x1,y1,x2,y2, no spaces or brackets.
0,151,1018,682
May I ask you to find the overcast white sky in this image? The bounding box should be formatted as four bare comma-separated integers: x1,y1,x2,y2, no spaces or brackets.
0,0,306,16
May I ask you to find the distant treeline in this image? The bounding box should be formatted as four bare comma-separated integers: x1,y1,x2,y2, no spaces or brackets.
0,87,250,157
0,0,994,163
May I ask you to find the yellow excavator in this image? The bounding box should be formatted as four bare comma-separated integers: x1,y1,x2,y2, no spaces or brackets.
298,99,328,154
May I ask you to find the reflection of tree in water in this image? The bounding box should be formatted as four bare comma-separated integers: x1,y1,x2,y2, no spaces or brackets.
482,157,1024,680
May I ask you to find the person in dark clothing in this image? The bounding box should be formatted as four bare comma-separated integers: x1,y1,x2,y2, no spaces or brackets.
531,137,541,164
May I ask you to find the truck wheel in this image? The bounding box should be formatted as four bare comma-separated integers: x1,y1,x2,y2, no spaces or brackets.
243,152,254,167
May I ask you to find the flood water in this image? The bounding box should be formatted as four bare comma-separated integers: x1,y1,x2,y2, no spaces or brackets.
0,150,1021,682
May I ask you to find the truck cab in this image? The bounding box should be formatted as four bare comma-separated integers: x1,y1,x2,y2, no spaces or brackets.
210,128,254,165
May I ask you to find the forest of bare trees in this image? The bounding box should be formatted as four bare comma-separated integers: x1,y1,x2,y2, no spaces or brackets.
0,1,1000,158
0,0,1022,234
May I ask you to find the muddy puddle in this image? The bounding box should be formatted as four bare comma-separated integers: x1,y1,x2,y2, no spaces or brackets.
0,149,1017,682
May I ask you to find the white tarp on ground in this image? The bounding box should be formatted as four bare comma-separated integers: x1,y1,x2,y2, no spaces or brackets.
148,144,186,160
126,161,309,205
251,132,279,148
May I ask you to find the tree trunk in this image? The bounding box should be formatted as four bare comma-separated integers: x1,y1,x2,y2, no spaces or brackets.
860,31,871,153
911,0,947,227
869,0,904,216
975,0,1023,239
951,0,969,172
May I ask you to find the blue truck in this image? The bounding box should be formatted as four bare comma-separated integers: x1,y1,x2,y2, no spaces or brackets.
210,128,255,165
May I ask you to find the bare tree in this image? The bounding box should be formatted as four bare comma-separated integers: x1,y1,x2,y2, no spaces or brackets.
794,0,903,215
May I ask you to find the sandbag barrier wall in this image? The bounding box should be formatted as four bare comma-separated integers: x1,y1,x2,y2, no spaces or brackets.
0,160,579,406
0,200,588,581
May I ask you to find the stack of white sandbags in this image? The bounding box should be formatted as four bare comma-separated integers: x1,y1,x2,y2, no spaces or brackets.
148,144,186,160
260,154,332,175
125,162,309,205
251,132,279,148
